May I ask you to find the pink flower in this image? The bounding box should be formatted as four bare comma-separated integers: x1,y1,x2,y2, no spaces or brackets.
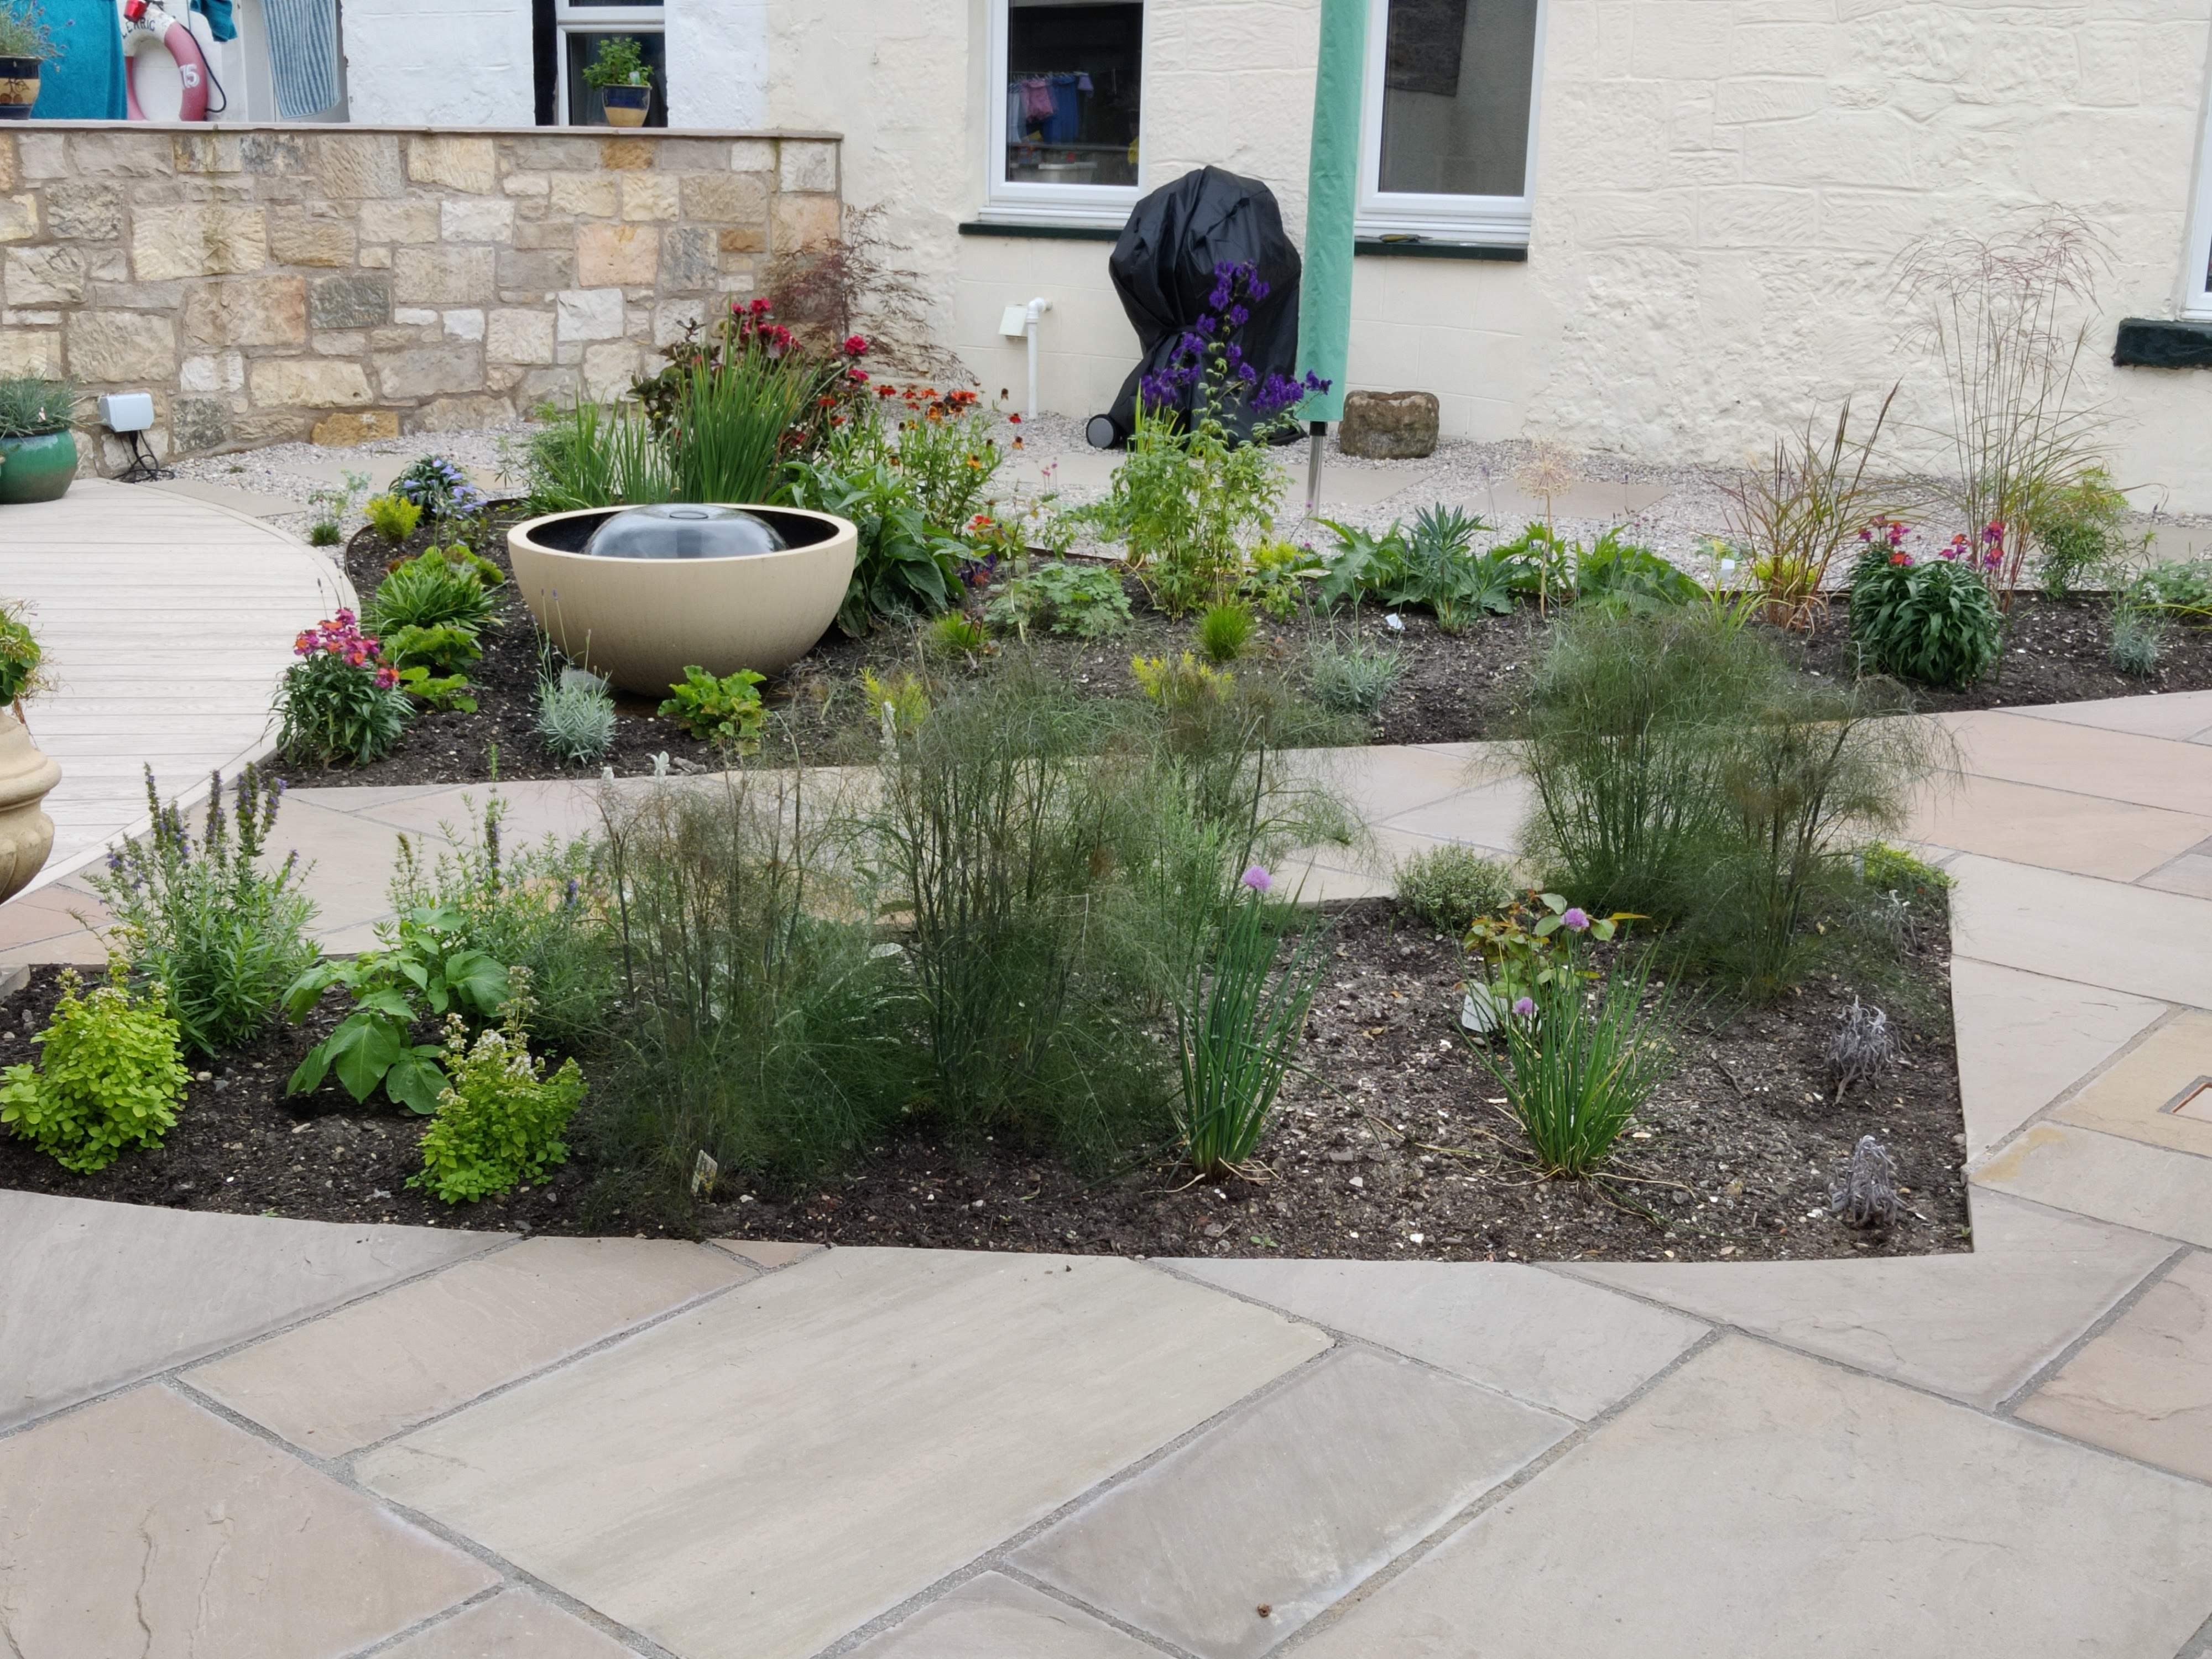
1561,906,1590,931
1240,865,1272,893
847,367,869,384
842,333,869,357
1511,997,1536,1017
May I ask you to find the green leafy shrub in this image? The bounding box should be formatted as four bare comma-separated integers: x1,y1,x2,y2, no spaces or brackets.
305,468,369,547
364,493,423,546
1848,542,2004,687
886,398,1003,530
0,972,190,1174
86,766,319,1055
365,546,501,637
384,622,482,676
860,666,930,741
1394,844,1517,931
2032,467,2137,599
388,796,614,1054
1317,509,1516,630
1574,529,1705,613
308,520,342,547
2128,560,2212,617
659,665,768,748
0,602,43,706
983,560,1132,640
0,374,75,439
1176,863,1327,1179
275,611,413,766
582,32,650,87
924,609,990,658
284,907,511,1113
1306,638,1402,716
1196,602,1256,663
536,675,617,763
1241,538,1313,620
792,460,968,634
1477,920,1674,1177
411,998,586,1204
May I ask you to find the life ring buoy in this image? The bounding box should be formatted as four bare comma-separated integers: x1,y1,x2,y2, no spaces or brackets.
123,0,212,123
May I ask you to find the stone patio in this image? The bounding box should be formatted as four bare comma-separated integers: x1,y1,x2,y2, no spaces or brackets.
4,689,2212,1655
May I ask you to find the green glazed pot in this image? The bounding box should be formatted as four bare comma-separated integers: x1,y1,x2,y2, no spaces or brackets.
0,431,77,505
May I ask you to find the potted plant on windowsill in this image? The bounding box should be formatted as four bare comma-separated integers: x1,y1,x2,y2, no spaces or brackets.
0,376,80,506
583,35,653,128
0,604,61,904
0,1,55,121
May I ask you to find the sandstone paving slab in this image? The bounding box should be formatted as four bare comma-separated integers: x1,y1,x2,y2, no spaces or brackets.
1948,854,2212,1010
1014,1347,1567,1659
147,475,314,519
356,1248,1330,1659
2143,851,2212,900
0,1188,497,1431
184,1237,750,1456
1168,1257,1705,1420
0,1385,497,1658
1974,1123,2212,1250
2052,1010,2212,1157
356,779,605,848
1289,744,1478,821
1937,709,2212,817
1564,1190,2173,1406
2016,1250,2212,1482
1291,1335,2212,1659
1907,772,2212,882
844,1574,1161,1659
1949,957,2168,1156
2012,691,2212,744
380,1590,638,1658
1371,774,1533,851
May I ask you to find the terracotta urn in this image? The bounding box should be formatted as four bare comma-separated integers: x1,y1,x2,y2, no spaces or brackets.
0,711,61,903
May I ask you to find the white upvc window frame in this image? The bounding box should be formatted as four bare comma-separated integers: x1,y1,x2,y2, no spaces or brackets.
2185,56,2212,320
980,0,1144,229
1355,0,1546,247
553,0,666,131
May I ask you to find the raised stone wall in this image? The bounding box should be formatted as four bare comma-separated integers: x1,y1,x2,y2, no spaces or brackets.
0,124,841,466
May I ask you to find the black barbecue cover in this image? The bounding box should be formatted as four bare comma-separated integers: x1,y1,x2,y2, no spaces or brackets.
1098,166,1303,446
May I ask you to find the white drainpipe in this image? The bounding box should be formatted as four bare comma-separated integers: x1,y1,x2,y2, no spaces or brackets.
1001,298,1053,422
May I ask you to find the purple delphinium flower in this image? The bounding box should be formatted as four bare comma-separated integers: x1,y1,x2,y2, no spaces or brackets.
1240,864,1272,892
1561,906,1590,931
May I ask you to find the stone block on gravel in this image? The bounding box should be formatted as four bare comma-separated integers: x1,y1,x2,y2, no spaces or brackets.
1337,389,1439,460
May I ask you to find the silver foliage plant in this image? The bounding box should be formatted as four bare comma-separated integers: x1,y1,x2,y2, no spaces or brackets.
1830,1134,1903,1229
536,676,618,765
1828,997,1902,1100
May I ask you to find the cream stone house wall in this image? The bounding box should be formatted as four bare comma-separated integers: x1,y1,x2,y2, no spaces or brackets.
131,1,2212,507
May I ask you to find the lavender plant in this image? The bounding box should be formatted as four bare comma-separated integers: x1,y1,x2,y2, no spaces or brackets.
1829,1134,1903,1228
1827,998,1901,1101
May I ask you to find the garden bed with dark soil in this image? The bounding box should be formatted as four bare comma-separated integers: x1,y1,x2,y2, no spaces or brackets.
326,511,2212,790
0,901,1969,1262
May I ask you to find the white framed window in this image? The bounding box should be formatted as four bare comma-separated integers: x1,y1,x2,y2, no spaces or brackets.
983,0,1145,227
1358,0,1545,246
555,0,666,129
2185,70,2212,319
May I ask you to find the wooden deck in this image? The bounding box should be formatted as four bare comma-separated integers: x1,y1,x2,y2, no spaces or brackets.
0,479,354,892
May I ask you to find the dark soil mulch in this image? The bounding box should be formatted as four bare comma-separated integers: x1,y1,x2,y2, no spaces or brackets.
326,512,2212,788
0,902,1968,1261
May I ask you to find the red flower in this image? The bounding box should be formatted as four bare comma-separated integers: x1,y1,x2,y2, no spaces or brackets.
1006,412,1022,425
749,298,771,315
847,367,869,384
842,333,869,357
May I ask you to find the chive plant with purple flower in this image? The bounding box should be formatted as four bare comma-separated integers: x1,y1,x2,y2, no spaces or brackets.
1091,262,1330,616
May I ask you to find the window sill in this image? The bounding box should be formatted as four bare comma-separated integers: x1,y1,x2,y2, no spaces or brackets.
2114,316,2212,369
958,219,1125,242
1355,238,1527,263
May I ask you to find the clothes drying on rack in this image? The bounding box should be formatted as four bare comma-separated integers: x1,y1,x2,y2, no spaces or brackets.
1008,71,1095,144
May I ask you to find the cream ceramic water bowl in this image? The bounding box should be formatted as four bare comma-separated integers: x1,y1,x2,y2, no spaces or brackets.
508,504,857,695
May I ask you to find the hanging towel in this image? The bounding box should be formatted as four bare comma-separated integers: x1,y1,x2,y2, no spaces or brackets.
191,0,238,44
262,0,342,118
29,0,127,119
